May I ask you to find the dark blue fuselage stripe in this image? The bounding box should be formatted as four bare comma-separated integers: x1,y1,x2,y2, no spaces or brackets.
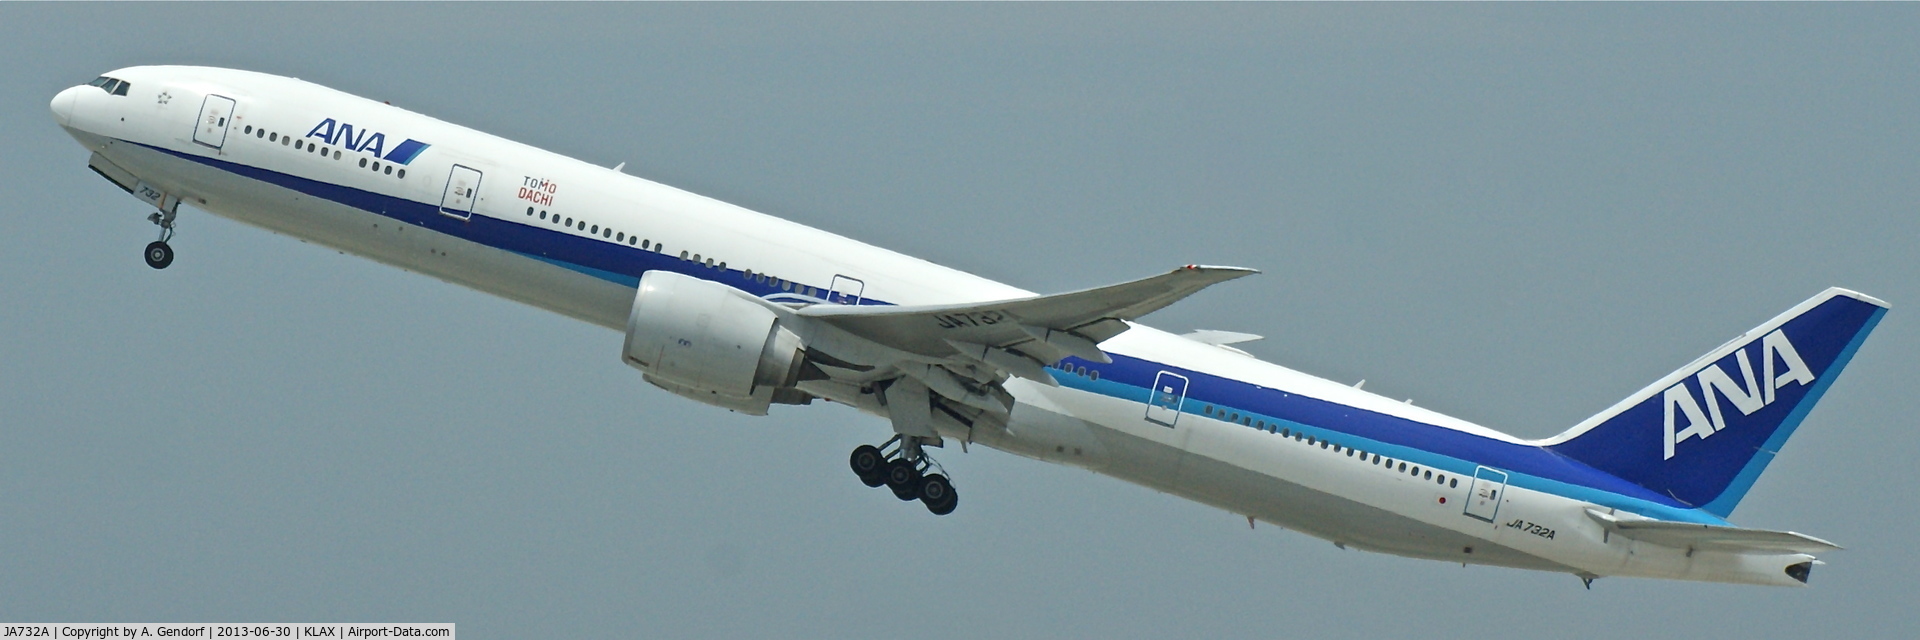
141,139,1724,522
1047,354,1723,524
133,140,891,305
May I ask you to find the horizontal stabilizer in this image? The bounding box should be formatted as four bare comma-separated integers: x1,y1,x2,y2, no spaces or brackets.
1181,330,1264,346
1586,508,1840,554
798,265,1257,360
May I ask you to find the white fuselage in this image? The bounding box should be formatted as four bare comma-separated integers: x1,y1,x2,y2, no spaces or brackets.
52,66,1818,587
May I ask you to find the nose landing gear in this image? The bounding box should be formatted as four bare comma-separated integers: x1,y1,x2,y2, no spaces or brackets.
849,436,958,515
143,208,176,270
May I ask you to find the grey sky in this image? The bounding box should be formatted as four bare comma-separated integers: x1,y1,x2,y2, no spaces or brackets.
4,4,1917,638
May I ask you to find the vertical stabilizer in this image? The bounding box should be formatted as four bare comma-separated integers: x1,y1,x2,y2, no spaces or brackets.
1538,288,1887,518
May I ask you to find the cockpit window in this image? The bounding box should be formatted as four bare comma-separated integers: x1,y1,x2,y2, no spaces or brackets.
88,76,130,96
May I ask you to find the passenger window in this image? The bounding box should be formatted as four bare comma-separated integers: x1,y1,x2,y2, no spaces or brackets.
321,147,330,156
1089,370,1099,381
679,251,689,259
628,237,637,246
271,133,279,142
398,169,406,179
372,161,381,172
245,125,253,134
282,136,290,146
384,166,392,175
617,232,625,242
1449,478,1458,488
334,151,343,160
527,207,534,216
591,225,599,234
359,158,367,168
257,130,266,139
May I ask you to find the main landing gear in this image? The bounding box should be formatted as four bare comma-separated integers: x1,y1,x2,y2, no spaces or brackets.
849,435,958,515
143,207,176,270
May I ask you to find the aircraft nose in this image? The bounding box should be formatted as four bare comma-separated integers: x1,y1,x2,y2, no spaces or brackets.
51,85,82,128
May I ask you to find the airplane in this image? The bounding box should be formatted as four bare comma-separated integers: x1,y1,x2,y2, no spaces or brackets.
51,66,1887,588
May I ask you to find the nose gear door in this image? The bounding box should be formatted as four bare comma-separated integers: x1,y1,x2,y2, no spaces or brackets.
193,95,236,149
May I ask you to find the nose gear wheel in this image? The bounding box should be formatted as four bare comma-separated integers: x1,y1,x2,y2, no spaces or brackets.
144,207,177,270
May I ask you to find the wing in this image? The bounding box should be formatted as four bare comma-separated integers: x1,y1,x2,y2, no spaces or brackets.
795,265,1256,441
800,264,1257,367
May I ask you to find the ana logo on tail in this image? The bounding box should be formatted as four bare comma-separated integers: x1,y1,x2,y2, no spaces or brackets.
1664,329,1816,460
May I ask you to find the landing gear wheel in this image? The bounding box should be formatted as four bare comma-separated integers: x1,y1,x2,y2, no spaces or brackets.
144,241,174,270
884,459,921,501
918,474,957,515
926,491,958,516
849,445,886,487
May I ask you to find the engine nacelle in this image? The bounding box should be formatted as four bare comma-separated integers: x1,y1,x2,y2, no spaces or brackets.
622,271,805,415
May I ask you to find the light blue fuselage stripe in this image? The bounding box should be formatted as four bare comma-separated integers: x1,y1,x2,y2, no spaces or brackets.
142,139,1741,524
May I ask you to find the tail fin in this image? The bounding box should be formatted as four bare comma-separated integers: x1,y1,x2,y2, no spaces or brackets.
1540,288,1888,518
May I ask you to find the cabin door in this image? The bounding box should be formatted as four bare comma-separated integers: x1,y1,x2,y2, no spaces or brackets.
193,94,236,149
1145,371,1189,428
1463,466,1509,523
439,164,483,221
829,275,865,305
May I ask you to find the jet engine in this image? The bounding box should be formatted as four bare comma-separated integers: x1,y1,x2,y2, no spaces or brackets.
622,270,806,415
